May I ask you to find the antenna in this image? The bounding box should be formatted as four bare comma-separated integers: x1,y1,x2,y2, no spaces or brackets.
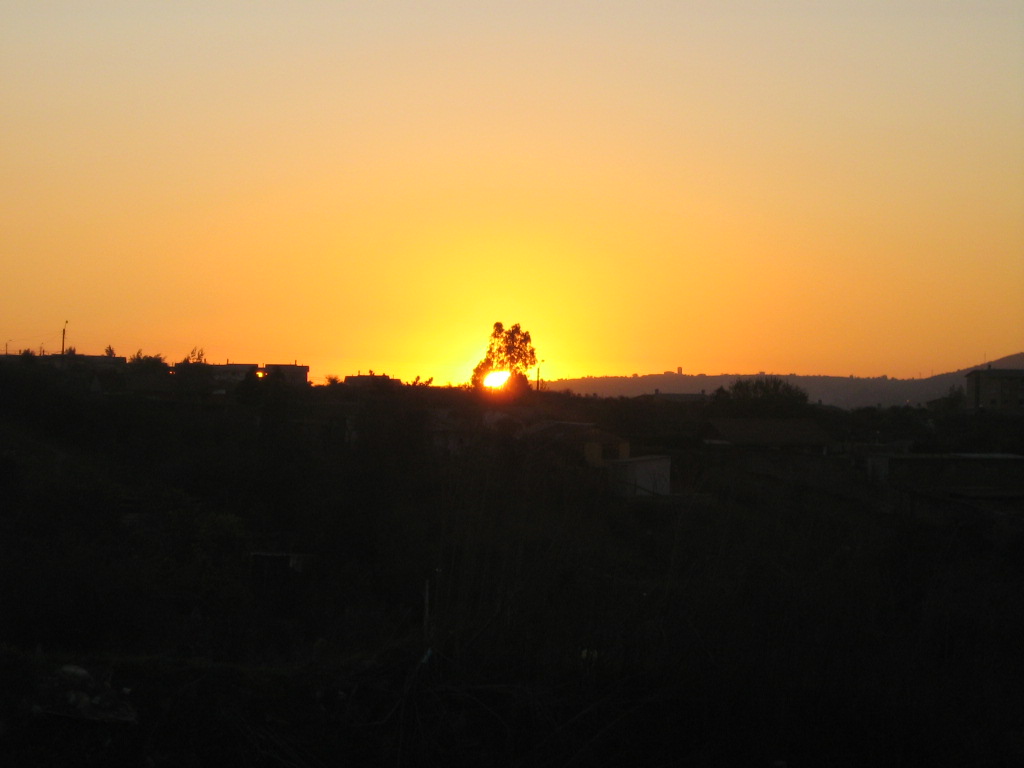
61,320,68,356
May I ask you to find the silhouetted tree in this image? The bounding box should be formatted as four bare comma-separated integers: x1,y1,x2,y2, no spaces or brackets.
104,345,116,357
935,384,966,412
713,375,809,416
127,350,169,379
172,349,215,402
471,322,537,389
235,367,266,405
129,349,159,363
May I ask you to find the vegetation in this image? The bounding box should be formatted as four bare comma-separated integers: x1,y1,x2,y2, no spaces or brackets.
711,374,810,416
128,349,166,367
471,321,537,390
181,346,207,364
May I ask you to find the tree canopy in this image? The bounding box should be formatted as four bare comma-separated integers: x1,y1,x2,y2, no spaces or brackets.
711,375,809,416
471,322,537,390
127,350,168,377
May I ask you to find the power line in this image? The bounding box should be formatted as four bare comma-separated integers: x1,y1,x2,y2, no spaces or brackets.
4,329,63,343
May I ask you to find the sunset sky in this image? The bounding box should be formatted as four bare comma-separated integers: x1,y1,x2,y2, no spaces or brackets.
3,1,1022,384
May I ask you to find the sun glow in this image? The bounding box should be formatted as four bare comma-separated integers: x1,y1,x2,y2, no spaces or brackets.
2,6,1020,383
482,370,511,389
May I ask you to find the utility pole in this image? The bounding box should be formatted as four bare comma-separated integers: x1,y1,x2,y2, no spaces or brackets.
61,320,68,355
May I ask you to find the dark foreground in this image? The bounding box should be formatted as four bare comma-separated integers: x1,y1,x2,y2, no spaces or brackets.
2,363,1023,766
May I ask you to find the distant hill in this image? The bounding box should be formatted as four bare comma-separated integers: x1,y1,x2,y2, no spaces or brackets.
548,352,1024,409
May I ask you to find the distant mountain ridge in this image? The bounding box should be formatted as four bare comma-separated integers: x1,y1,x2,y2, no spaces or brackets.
548,352,1024,409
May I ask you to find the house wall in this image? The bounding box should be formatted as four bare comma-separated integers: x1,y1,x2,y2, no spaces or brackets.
583,440,629,467
608,456,672,497
966,369,1024,412
867,454,1024,491
210,363,258,386
263,364,310,387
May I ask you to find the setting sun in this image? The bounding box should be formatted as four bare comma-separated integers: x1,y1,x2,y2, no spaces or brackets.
1,4,1020,383
482,370,511,389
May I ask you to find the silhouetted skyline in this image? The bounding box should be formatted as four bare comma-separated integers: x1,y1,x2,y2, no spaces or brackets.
3,3,1022,384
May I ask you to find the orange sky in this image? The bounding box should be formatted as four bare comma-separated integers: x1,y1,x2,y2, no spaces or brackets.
3,2,1022,384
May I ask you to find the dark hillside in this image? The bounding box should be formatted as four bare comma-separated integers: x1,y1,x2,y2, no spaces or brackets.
551,352,1024,407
